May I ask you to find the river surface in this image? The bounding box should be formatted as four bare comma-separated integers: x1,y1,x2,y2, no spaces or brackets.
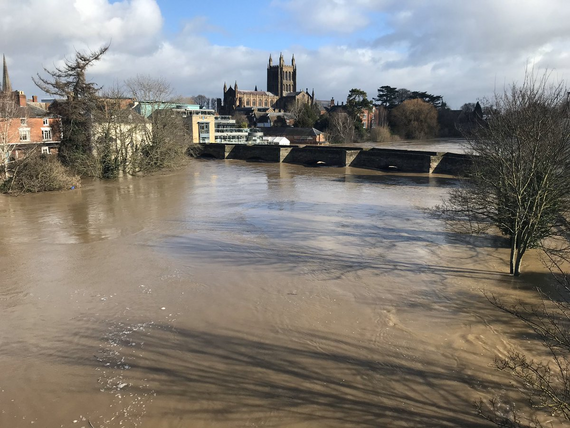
0,159,557,427
347,138,468,154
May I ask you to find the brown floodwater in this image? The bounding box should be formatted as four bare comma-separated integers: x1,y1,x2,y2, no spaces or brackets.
0,159,559,427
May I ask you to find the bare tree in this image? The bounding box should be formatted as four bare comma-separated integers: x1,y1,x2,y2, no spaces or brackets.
0,92,20,178
441,72,570,276
91,84,150,177
193,94,208,108
125,75,190,173
479,246,570,426
327,111,355,144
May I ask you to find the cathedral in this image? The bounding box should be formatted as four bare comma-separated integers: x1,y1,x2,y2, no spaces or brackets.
221,53,313,115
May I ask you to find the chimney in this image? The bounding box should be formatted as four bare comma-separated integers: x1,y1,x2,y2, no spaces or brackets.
17,91,26,107
32,95,38,103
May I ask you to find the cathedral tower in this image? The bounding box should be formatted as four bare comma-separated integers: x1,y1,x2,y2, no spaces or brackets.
267,53,296,98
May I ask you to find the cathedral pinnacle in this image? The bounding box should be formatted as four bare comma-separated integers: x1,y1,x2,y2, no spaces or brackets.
2,54,12,94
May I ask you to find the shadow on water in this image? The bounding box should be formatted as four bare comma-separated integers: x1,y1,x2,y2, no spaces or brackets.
334,173,461,188
33,319,517,427
158,233,508,282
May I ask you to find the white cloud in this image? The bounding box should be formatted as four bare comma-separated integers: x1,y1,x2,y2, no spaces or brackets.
271,0,386,33
2,0,570,108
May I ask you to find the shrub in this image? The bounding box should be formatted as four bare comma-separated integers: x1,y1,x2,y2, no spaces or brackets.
370,126,393,142
2,153,80,195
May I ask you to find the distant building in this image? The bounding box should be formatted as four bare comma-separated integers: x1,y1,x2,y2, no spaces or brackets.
92,106,150,159
263,136,290,146
214,115,249,144
1,54,60,160
267,53,296,97
180,109,216,144
221,54,315,117
261,127,326,145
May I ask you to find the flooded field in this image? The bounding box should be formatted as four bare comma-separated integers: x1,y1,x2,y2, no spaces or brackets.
0,159,557,427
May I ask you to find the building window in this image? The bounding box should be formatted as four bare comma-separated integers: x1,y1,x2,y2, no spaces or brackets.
20,118,27,126
43,118,49,126
19,129,30,141
246,99,250,107
42,129,52,141
253,99,257,107
41,146,50,155
264,99,268,107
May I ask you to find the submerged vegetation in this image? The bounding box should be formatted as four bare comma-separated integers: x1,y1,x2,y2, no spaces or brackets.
1,153,79,195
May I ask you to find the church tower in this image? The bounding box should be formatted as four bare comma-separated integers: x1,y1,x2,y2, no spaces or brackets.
267,53,296,98
2,54,12,94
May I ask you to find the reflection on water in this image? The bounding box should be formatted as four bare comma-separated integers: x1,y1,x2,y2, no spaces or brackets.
0,159,555,427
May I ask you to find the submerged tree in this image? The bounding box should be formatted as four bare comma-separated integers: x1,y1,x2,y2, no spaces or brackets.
327,111,356,144
442,72,570,276
125,75,190,173
33,45,109,175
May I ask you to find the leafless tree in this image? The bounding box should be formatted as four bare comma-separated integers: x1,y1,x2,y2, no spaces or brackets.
327,111,356,144
479,245,570,426
0,92,20,178
125,75,190,174
193,94,208,108
440,71,570,276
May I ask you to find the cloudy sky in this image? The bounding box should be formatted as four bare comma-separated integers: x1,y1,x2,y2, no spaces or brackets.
1,0,569,109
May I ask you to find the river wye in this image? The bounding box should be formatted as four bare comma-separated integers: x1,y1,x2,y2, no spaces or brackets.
0,159,556,427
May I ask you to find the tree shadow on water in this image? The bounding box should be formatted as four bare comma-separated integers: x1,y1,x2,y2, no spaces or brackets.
53,324,506,427
157,234,508,282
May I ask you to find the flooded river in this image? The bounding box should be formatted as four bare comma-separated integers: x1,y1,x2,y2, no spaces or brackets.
0,159,556,427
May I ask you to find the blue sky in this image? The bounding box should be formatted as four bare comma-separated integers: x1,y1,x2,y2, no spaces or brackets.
157,1,391,51
1,0,570,108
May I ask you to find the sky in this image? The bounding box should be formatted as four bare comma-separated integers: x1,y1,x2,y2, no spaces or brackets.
1,0,570,109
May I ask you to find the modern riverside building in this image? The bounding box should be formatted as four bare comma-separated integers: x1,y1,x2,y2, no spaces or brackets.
214,115,249,144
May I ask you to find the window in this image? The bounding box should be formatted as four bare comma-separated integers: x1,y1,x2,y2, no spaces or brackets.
246,99,250,107
19,129,30,141
20,118,27,125
264,99,268,107
43,118,49,126
253,99,257,107
42,129,52,141
41,146,50,155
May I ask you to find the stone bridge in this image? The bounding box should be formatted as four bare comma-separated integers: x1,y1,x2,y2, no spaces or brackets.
195,143,470,175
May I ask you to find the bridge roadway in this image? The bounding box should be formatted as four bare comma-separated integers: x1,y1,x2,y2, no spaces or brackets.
195,143,470,175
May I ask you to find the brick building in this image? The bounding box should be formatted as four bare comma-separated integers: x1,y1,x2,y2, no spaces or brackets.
1,54,60,160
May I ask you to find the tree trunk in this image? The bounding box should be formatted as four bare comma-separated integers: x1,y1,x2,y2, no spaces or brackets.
509,236,516,275
509,234,526,276
513,252,523,276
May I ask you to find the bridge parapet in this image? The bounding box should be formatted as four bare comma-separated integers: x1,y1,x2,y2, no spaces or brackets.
194,143,471,175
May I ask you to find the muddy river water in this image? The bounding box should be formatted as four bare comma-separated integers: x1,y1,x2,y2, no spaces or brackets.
0,159,557,427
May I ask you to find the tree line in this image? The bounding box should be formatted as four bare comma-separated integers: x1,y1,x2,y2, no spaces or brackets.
291,85,458,144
